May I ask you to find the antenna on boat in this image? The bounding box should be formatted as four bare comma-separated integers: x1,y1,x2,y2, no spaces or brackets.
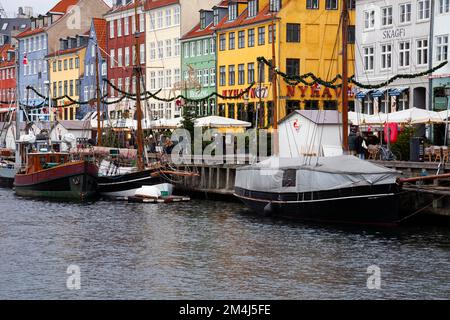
95,43,102,146
270,8,279,156
133,0,145,171
341,0,349,152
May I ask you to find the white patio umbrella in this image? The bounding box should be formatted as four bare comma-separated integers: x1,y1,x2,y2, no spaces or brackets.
348,112,370,125
149,117,183,129
364,113,388,125
388,107,443,124
194,116,252,128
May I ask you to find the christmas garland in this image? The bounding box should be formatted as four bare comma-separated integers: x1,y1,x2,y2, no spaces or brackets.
257,56,448,90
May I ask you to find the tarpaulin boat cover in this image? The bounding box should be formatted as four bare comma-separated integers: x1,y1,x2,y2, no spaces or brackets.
235,156,400,193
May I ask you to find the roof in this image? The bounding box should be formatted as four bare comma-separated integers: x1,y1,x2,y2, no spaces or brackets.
92,18,107,59
46,45,86,58
280,110,342,125
106,0,144,15
0,18,31,36
0,44,15,68
15,27,46,39
144,0,180,11
215,3,275,32
57,120,92,130
49,0,79,13
181,1,230,40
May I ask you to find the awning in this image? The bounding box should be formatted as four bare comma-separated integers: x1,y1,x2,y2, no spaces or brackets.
388,87,409,96
371,88,388,98
355,90,372,100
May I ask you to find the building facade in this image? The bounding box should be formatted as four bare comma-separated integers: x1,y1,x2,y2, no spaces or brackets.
0,45,16,113
355,0,433,115
0,13,31,47
16,0,110,122
216,0,355,128
46,35,88,121
180,4,223,118
431,0,450,111
79,18,108,120
105,0,146,121
144,0,221,120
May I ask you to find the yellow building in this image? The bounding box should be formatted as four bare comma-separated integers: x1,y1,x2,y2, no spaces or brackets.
215,0,355,128
47,35,88,121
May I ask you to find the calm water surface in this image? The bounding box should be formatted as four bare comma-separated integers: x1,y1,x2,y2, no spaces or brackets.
0,188,449,299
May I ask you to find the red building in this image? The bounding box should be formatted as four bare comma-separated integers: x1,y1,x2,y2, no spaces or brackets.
0,45,16,122
105,1,146,120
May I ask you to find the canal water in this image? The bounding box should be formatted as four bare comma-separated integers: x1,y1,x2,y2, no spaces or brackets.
0,187,449,300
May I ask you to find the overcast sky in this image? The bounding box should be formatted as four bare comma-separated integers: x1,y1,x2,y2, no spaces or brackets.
3,0,112,17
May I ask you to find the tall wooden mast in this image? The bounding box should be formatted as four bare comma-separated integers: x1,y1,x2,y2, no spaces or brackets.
271,10,279,156
95,44,102,146
134,0,145,171
341,0,349,152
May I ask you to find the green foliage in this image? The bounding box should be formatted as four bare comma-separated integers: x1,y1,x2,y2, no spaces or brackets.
391,126,416,161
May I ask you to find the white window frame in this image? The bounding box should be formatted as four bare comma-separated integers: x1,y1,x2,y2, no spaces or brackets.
399,3,412,24
436,35,449,62
381,43,392,70
416,38,428,65
417,0,430,21
399,41,411,68
381,6,393,27
363,46,374,71
364,10,375,30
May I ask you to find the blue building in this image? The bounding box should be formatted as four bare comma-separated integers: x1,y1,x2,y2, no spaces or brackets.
78,18,108,120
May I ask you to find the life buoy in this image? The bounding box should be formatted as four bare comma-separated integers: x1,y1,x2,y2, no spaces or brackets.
384,123,399,144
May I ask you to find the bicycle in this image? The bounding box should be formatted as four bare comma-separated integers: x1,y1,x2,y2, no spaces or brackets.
379,145,402,161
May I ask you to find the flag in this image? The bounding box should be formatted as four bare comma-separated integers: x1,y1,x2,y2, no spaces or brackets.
22,55,28,65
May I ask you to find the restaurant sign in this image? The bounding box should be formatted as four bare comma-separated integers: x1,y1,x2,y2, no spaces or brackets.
284,84,355,99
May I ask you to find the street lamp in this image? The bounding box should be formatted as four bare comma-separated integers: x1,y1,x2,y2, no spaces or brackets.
444,85,450,147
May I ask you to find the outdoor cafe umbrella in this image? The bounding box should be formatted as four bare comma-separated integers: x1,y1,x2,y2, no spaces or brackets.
364,108,443,125
194,116,252,128
348,111,370,125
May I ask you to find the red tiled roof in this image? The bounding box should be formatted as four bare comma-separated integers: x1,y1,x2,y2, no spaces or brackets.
215,3,275,31
106,0,142,15
16,27,46,39
144,0,180,11
49,0,80,13
92,18,108,59
0,45,16,68
46,45,86,58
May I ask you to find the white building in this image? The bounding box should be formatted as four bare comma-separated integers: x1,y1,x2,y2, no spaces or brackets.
144,0,220,120
355,0,433,115
278,110,344,158
50,120,92,151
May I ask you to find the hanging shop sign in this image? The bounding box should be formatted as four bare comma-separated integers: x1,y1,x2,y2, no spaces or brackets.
284,84,355,99
221,86,269,99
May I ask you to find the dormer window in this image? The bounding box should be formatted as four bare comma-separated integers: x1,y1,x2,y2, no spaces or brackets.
214,9,220,26
201,12,207,29
229,3,238,21
248,0,259,17
269,0,281,12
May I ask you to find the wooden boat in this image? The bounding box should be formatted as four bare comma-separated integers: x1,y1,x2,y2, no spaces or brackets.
0,149,15,188
14,152,98,200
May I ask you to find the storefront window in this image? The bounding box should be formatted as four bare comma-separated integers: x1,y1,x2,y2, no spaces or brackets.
323,100,338,110
286,100,300,115
228,103,235,119
304,100,319,110
267,101,273,126
237,103,245,120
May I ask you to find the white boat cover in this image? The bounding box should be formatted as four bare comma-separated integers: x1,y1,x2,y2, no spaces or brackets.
235,156,400,193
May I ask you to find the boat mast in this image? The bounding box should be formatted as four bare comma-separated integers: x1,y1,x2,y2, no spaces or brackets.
95,44,102,146
15,47,21,169
271,10,279,156
341,0,349,152
133,0,145,171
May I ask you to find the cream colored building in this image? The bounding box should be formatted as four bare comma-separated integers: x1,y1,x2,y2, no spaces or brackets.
144,0,220,120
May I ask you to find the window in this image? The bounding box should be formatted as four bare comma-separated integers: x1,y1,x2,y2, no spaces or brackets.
175,38,180,56
364,10,375,29
238,31,245,48
184,43,189,58
219,34,226,51
269,24,276,43
203,38,209,55
150,42,156,60
158,41,163,59
229,32,235,50
69,80,74,96
248,63,255,84
165,70,172,88
286,24,300,42
228,65,235,85
110,49,115,68
270,0,281,12
191,41,196,56
248,29,255,47
157,11,163,29
124,17,129,36
258,61,265,83
381,6,393,26
238,64,245,85
418,0,430,20
229,4,238,20
219,66,226,86
248,0,259,17
158,71,164,88
53,61,57,72
439,0,450,13
150,72,156,89
166,39,172,57
436,35,448,62
381,44,392,69
210,68,216,86
109,20,114,38
117,19,122,37
399,3,412,23
140,44,145,64
125,47,130,66
348,26,355,44
75,58,79,68
258,27,265,45
286,59,300,76
417,39,428,65
214,9,220,26
304,100,319,110
211,37,216,54
64,80,68,96
203,69,209,87
174,7,180,25
398,92,409,111
197,40,202,56
139,13,145,32
64,59,68,70
325,0,338,10
306,0,319,9
117,48,123,67
399,41,410,67
348,0,356,10
166,9,172,27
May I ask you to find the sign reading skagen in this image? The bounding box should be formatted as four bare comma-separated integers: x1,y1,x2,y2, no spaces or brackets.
382,28,406,40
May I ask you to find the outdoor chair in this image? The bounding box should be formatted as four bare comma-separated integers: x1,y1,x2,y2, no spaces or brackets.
434,146,443,162
442,146,449,163
424,147,433,162
367,145,379,160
